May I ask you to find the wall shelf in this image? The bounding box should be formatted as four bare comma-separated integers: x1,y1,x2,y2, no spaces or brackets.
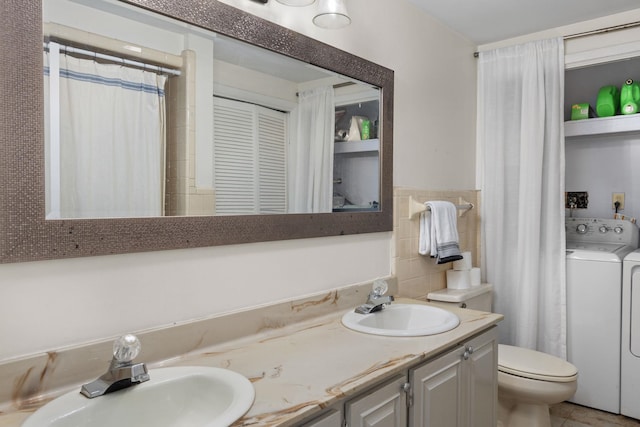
565,114,640,138
334,139,379,154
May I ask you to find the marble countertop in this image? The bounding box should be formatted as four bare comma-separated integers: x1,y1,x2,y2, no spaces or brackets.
0,298,502,427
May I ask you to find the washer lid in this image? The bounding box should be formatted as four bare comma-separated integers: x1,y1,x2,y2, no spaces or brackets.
625,248,640,262
498,344,577,382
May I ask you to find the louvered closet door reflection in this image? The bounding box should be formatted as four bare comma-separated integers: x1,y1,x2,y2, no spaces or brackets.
257,108,287,214
213,97,287,215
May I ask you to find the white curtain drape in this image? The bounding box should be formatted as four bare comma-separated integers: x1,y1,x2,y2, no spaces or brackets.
477,38,566,358
287,86,335,213
46,51,166,218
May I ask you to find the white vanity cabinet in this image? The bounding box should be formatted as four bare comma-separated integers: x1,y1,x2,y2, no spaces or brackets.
409,344,465,426
345,374,408,427
301,408,343,427
301,327,498,427
409,328,498,427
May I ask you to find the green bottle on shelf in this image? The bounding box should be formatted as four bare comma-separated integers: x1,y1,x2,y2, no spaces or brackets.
361,119,370,140
621,79,640,115
596,85,619,117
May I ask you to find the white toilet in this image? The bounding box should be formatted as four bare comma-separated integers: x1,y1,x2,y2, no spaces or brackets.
428,284,578,427
497,344,577,427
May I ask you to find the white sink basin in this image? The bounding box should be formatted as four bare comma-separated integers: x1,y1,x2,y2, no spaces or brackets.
342,303,460,337
22,366,255,427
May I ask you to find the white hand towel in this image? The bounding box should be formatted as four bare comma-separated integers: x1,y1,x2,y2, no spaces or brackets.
419,201,463,264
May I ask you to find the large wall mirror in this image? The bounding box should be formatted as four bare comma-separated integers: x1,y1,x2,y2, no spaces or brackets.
0,0,393,262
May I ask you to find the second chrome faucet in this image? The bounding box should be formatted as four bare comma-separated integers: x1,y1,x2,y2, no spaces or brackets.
355,279,394,314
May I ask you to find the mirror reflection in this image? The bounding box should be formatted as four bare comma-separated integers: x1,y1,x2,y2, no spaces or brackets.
43,0,381,219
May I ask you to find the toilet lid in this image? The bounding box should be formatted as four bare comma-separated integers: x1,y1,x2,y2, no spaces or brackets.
498,344,578,383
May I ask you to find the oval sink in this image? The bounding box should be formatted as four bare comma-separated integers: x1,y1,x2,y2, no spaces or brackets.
22,366,255,427
342,303,460,337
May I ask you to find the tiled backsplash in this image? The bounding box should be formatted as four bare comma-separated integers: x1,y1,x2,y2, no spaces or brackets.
393,187,480,299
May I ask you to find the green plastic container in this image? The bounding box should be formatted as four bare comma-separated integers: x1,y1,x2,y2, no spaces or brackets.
571,103,593,120
621,79,640,115
361,119,370,140
596,85,620,117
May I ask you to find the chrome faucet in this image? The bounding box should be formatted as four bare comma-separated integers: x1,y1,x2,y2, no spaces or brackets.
355,279,394,314
80,334,150,398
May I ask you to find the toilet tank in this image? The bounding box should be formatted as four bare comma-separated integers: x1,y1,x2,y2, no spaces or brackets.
427,284,493,311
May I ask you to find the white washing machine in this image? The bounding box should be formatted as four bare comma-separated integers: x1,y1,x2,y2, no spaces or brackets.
566,217,639,414
622,249,640,420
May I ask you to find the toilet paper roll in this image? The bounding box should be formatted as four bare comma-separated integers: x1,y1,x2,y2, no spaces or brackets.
470,267,481,287
453,252,472,271
446,269,471,289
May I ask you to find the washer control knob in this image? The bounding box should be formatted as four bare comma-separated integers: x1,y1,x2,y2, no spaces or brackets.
576,224,588,234
599,226,608,233
614,226,624,234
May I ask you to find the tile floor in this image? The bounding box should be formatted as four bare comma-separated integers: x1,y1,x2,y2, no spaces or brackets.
551,402,640,426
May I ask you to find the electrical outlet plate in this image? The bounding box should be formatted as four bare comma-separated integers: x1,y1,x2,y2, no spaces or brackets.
613,192,625,210
566,192,589,209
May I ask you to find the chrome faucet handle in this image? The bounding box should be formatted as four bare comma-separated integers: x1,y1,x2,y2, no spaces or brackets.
372,279,389,298
113,334,142,363
110,334,149,383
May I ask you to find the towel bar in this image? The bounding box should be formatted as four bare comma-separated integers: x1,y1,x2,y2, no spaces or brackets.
408,196,474,219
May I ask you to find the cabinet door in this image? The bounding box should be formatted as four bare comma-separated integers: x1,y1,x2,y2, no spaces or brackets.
409,327,498,427
410,346,465,427
301,408,343,427
345,374,408,427
465,328,498,427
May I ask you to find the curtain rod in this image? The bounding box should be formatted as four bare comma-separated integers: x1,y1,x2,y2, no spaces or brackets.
473,20,640,58
564,20,640,40
44,41,181,76
295,81,356,97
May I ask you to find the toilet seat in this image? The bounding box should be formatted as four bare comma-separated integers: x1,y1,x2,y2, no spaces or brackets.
498,344,578,383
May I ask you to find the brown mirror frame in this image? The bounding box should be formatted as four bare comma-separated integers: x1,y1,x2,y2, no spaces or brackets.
0,0,393,263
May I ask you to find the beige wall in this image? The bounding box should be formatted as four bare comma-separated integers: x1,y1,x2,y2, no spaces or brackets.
0,0,479,361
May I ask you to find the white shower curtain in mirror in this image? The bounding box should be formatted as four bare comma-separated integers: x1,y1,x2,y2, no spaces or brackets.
287,86,335,213
45,51,166,218
477,38,566,358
